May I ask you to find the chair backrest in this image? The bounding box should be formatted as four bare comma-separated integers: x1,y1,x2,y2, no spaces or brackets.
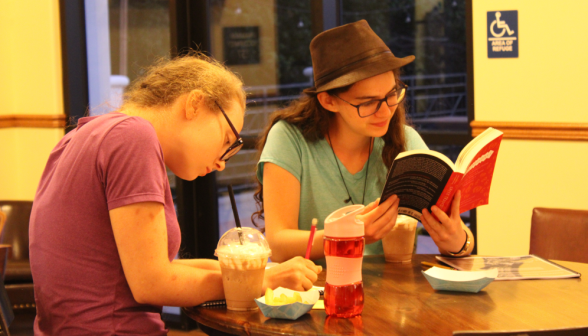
530,207,588,263
0,245,13,336
0,202,32,262
0,212,5,242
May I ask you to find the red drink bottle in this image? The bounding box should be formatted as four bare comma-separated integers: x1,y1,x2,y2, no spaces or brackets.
323,205,365,318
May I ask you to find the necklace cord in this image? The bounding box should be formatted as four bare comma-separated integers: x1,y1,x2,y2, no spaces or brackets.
362,139,372,204
327,133,373,205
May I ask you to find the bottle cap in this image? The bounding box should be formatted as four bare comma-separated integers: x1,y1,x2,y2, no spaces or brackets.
324,204,365,238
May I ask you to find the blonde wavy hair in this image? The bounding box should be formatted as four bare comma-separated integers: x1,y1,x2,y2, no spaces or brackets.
123,51,246,113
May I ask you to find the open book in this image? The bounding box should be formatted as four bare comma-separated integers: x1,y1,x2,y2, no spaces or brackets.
380,127,503,220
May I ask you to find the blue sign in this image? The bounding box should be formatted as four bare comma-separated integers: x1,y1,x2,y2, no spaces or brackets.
487,11,518,58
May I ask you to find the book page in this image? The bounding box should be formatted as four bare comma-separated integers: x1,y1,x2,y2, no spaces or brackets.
455,127,503,172
380,151,455,220
436,255,581,280
458,134,503,213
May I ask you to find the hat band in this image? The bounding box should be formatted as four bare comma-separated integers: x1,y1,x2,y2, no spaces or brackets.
315,50,392,85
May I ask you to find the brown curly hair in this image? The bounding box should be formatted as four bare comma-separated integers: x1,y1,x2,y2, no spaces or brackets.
251,69,408,226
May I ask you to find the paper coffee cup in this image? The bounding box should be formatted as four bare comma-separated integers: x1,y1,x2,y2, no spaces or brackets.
382,215,418,263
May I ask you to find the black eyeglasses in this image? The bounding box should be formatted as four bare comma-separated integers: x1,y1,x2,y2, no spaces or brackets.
215,101,243,162
332,82,408,118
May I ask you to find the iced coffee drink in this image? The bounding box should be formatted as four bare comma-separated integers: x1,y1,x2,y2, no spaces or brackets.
215,227,271,311
382,215,418,263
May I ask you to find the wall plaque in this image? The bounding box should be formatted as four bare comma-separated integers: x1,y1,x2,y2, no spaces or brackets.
223,26,260,65
487,11,519,58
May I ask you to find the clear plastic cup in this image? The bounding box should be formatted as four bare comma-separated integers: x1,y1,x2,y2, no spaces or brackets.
382,215,418,263
215,227,271,311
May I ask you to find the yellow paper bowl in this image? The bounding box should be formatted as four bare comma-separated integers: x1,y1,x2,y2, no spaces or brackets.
254,287,320,320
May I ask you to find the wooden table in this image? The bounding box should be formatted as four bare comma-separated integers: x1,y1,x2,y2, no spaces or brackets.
183,254,588,335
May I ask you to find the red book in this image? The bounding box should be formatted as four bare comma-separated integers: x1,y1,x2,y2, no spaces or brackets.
380,127,503,220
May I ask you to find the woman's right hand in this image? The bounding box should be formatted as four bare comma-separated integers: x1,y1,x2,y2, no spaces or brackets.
262,256,322,292
355,195,400,245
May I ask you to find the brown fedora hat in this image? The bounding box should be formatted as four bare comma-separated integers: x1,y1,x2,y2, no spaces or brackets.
309,20,414,93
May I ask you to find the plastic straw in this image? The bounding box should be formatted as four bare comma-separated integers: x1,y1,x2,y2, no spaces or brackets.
227,185,244,245
305,218,317,259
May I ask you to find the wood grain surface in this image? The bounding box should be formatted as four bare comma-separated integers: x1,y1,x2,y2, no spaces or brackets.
470,121,588,141
183,254,588,336
0,114,66,128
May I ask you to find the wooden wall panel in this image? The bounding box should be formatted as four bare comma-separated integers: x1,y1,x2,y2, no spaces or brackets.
0,115,66,128
471,121,588,141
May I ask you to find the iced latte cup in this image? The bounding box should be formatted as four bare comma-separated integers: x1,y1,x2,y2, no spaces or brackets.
215,227,271,311
382,215,418,263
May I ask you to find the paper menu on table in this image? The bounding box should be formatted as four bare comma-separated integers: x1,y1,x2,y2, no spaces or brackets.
436,255,581,280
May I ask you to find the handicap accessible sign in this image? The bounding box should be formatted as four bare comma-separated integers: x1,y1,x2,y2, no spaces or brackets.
487,11,518,58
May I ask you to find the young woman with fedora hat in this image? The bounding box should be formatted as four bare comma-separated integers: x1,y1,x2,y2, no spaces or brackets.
29,52,322,335
253,20,474,263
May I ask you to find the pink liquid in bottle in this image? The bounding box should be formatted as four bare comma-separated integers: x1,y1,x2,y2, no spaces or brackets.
324,236,364,317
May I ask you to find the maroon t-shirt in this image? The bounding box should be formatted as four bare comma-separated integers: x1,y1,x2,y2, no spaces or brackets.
29,113,181,335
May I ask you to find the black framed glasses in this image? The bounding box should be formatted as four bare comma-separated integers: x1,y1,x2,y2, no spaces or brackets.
215,101,244,162
332,82,408,118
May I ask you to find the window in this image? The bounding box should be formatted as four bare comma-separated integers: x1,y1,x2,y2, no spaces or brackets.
208,0,472,253
209,1,314,236
341,0,473,251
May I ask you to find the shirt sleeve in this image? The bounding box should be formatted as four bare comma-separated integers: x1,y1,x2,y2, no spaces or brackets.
405,125,429,150
256,120,304,184
97,117,168,210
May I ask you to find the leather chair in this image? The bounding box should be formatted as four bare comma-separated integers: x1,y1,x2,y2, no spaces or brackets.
0,242,14,336
0,202,35,315
0,212,5,242
530,207,588,263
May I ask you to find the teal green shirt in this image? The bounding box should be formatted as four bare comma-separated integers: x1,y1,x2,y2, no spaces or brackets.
257,120,428,256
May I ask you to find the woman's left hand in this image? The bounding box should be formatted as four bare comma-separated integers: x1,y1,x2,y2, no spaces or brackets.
420,190,467,253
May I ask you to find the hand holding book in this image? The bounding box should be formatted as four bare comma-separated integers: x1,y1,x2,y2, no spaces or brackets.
420,190,469,253
380,127,503,221
355,195,400,245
